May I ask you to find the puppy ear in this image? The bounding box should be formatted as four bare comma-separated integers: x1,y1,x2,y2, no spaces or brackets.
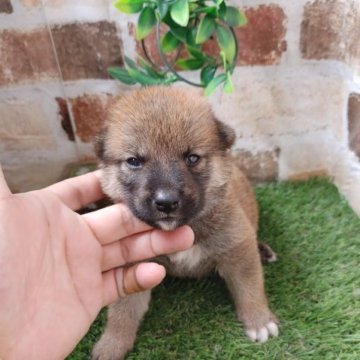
94,127,107,160
214,118,236,150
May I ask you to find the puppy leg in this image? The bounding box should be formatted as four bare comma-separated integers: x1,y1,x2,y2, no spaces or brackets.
92,290,151,360
217,239,278,343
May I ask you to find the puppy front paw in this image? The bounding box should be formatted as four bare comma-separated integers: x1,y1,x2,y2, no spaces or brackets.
245,320,279,343
241,308,279,343
92,333,132,360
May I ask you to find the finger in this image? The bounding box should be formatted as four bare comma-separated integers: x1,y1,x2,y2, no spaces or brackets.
45,170,103,210
83,203,151,245
122,264,144,295
0,165,11,199
102,263,166,306
101,226,194,271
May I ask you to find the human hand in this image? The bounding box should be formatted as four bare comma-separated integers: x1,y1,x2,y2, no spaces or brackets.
0,167,194,360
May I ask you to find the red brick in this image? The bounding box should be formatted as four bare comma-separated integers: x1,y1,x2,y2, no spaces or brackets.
0,0,13,13
301,0,360,64
0,28,58,86
348,93,360,158
51,22,123,81
234,150,279,183
56,98,75,142
236,5,287,65
70,94,114,142
203,5,287,66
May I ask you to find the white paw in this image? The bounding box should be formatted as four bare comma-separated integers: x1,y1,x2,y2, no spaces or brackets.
245,321,279,343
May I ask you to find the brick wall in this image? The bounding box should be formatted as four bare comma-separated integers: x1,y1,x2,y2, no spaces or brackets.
0,0,126,191
1,0,360,215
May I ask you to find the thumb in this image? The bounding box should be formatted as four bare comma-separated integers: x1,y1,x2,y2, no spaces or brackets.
0,165,11,199
102,263,166,306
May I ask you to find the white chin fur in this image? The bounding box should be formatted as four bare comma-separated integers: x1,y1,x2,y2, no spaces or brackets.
156,220,178,231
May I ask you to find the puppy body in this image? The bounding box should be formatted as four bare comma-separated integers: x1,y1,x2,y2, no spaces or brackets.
158,166,258,279
92,87,278,360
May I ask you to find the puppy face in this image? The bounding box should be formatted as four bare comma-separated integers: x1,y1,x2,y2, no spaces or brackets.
96,86,235,230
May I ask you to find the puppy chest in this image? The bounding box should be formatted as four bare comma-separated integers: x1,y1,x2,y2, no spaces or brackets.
167,244,213,276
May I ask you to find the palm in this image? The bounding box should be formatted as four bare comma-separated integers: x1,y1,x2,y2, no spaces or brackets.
0,169,193,359
1,191,103,358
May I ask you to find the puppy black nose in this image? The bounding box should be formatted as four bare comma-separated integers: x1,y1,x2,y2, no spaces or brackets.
153,190,179,214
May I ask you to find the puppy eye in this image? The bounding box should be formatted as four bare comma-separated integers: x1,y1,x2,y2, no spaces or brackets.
186,154,200,166
126,157,142,169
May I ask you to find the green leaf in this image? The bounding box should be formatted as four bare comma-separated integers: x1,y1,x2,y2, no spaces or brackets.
186,45,205,59
223,7,247,27
108,67,137,85
170,26,188,42
204,73,226,96
171,0,189,27
163,11,179,27
114,0,143,14
161,31,181,53
216,24,236,63
189,2,198,13
218,1,226,18
136,7,157,40
186,27,197,46
219,50,227,71
138,57,166,79
124,56,138,70
194,6,217,17
175,58,204,70
127,67,163,85
200,64,217,86
223,71,234,93
157,0,170,19
195,15,215,44
163,73,178,85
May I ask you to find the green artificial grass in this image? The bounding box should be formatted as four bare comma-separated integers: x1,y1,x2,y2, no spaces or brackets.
68,179,360,359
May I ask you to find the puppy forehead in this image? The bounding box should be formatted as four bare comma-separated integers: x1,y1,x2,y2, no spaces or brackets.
106,87,219,156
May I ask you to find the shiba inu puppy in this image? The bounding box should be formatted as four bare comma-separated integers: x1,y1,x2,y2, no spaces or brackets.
92,86,278,360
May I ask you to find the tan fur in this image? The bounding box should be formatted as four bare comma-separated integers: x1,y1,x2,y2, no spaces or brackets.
92,86,278,360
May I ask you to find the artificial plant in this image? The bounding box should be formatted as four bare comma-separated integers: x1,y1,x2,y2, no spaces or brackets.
109,0,247,95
